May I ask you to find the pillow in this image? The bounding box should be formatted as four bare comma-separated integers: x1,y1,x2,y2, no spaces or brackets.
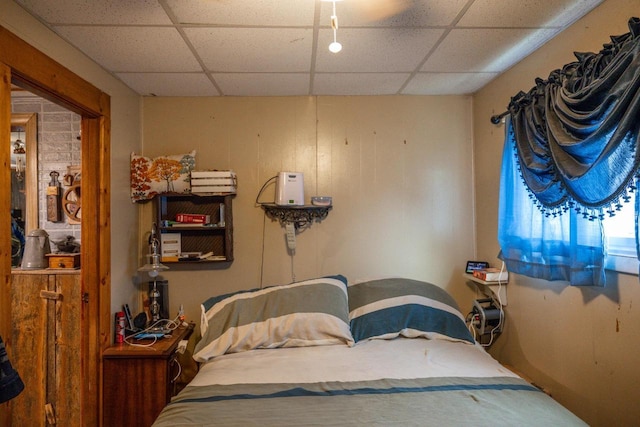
130,150,196,202
348,278,474,344
193,276,354,362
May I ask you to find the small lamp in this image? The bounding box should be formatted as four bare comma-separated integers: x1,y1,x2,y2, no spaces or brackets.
138,225,168,323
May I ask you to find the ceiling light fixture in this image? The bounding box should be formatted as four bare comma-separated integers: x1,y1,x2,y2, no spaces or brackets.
329,0,342,53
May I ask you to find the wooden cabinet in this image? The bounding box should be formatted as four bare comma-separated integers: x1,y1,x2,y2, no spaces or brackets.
8,269,82,426
102,324,194,427
156,194,233,264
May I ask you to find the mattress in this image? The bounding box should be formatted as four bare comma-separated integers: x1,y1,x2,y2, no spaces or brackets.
153,338,587,426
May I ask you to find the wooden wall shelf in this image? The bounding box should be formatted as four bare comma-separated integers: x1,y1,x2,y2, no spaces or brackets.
156,194,233,265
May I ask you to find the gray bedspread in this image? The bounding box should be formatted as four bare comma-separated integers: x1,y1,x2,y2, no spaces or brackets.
152,376,587,426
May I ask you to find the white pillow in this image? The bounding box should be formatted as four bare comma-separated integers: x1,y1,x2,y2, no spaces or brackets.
193,276,354,362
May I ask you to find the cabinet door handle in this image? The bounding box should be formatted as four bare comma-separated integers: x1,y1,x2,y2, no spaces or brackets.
40,290,62,300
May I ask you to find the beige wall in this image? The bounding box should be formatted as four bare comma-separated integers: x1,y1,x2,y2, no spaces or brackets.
140,95,478,327
1,0,142,316
473,0,640,425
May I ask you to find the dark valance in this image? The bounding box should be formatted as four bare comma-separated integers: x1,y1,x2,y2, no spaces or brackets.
507,17,640,219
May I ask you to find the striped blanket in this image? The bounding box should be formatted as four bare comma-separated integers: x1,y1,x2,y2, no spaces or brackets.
153,375,586,426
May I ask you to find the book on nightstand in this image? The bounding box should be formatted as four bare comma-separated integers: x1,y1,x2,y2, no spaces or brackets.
472,268,508,282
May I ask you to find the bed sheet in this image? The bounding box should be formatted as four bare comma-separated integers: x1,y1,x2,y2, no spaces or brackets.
191,337,517,386
153,338,587,426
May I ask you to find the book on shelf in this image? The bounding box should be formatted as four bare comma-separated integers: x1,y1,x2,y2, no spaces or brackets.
472,268,508,282
175,213,211,224
160,233,181,260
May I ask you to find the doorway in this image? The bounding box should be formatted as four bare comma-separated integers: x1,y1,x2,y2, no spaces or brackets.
0,25,111,426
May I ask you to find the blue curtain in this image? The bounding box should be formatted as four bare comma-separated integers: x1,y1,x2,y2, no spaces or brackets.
497,17,640,286
498,120,606,286
508,17,640,217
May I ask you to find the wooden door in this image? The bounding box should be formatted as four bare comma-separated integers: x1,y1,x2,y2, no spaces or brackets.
9,271,82,426
51,272,82,426
9,272,48,426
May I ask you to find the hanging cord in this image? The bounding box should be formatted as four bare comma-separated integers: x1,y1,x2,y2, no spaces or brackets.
257,175,278,288
255,175,278,205
481,261,506,348
260,213,267,289
465,312,478,341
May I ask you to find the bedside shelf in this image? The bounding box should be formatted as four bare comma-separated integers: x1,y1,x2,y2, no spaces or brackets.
464,273,508,306
261,203,332,228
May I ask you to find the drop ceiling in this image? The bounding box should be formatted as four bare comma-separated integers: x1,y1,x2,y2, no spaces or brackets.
14,0,603,97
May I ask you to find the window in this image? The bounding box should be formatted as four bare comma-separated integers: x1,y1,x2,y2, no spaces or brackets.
603,193,638,274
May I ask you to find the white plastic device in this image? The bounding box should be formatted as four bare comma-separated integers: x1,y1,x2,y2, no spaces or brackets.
285,222,296,251
275,172,304,206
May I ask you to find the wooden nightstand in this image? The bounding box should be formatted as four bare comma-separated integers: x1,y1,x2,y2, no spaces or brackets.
102,323,194,427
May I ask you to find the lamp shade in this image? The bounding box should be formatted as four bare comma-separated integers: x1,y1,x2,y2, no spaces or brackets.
138,252,168,277
139,228,169,277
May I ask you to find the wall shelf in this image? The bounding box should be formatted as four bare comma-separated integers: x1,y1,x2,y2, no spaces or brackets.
156,194,234,265
261,203,332,228
464,273,508,306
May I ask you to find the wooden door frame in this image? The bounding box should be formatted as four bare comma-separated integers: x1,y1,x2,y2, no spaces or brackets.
0,25,111,426
10,113,38,233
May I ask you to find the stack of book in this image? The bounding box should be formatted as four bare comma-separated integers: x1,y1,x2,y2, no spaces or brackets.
472,268,508,282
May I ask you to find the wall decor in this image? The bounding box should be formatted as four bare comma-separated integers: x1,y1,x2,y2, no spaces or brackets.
130,150,196,202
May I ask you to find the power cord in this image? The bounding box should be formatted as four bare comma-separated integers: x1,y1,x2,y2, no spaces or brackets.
255,175,278,205
256,175,278,289
123,315,181,348
482,261,506,348
465,312,478,341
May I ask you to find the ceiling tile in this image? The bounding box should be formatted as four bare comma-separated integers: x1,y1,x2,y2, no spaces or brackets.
313,73,409,95
316,27,444,72
422,27,559,73
186,27,313,72
15,0,172,24
214,73,311,96
320,0,469,27
53,26,201,72
12,0,605,96
458,0,604,28
403,72,499,95
116,73,219,96
167,0,315,26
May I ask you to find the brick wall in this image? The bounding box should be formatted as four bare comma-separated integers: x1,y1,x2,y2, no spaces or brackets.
11,93,81,247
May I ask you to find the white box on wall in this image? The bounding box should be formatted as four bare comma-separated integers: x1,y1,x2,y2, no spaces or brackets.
275,172,304,206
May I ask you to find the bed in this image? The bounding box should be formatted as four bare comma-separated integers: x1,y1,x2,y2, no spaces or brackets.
152,276,586,426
